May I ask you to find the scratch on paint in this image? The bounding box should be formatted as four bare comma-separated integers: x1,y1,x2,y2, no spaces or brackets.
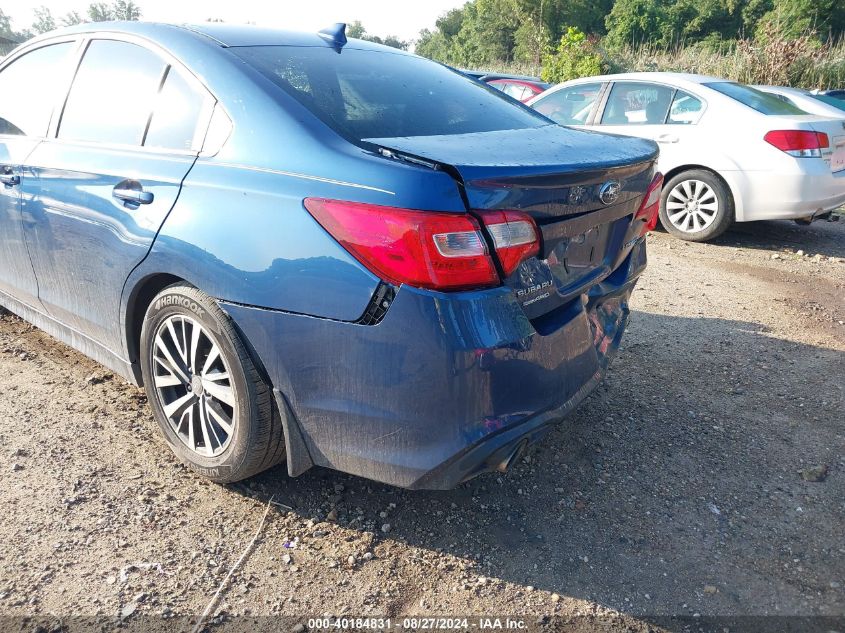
373,429,402,442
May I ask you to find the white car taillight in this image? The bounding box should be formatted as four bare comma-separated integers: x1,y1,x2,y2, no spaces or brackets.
764,130,830,158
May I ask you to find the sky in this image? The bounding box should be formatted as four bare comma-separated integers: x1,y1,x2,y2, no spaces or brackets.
7,0,465,43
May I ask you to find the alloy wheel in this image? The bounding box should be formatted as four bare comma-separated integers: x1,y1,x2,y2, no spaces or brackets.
151,315,236,457
665,179,719,233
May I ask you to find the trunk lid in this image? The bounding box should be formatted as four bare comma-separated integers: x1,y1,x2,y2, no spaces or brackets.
365,125,658,319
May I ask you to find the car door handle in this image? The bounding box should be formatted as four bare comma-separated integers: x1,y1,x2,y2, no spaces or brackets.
0,173,20,186
113,182,154,206
656,134,679,144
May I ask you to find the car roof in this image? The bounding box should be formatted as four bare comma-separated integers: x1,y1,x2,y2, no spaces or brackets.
528,71,734,105
25,20,401,52
559,71,729,88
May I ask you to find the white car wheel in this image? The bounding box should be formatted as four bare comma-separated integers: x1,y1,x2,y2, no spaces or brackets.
659,169,734,242
665,180,719,233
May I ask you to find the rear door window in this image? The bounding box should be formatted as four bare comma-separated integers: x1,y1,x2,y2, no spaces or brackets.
600,82,675,125
230,46,547,141
704,82,805,115
532,83,603,125
59,39,166,145
0,42,75,137
668,90,705,125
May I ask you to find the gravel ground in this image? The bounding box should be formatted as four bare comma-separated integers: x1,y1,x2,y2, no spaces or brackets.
0,219,843,632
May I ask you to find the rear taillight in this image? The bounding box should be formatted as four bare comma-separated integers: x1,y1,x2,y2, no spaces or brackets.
634,172,664,236
764,130,829,158
476,210,540,277
304,199,542,291
304,198,499,291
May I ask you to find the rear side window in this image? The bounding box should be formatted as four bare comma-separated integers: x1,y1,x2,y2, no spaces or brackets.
230,46,547,141
59,39,166,145
144,67,208,151
532,83,603,125
668,90,704,125
705,82,805,115
0,42,74,137
600,82,675,125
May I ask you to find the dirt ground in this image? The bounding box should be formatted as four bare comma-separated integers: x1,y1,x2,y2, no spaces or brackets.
0,218,843,632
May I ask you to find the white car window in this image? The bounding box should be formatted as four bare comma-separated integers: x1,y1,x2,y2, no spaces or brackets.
600,82,675,126
668,90,704,125
532,83,602,125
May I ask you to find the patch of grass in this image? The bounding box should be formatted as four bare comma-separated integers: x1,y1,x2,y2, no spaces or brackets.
610,31,845,89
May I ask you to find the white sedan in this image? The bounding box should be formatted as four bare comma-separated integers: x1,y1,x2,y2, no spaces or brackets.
527,72,845,241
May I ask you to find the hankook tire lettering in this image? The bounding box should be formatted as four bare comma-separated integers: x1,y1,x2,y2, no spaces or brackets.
154,295,206,318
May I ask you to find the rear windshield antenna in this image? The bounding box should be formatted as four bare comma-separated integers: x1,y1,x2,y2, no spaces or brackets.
318,23,347,49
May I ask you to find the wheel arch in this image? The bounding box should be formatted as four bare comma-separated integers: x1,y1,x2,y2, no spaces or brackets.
125,274,304,479
123,272,184,385
123,273,278,393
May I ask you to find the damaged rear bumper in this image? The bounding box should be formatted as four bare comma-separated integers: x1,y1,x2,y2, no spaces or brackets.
221,241,646,489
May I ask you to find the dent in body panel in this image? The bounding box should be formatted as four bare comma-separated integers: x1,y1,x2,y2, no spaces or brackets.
220,277,616,487
216,242,646,487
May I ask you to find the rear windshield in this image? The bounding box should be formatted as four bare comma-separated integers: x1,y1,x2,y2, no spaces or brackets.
704,82,805,115
230,46,548,141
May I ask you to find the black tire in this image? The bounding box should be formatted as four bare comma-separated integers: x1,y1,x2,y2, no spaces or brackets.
659,169,734,242
140,283,285,483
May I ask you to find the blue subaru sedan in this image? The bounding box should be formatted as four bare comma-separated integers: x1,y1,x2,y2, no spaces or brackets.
0,22,660,488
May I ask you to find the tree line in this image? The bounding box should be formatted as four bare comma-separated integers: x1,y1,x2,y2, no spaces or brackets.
3,0,843,86
347,21,409,50
415,0,845,68
1,2,141,42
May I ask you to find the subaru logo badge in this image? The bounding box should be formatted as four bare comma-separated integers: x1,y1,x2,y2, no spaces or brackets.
599,181,621,205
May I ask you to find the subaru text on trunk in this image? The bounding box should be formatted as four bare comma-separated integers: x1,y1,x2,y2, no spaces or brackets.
0,22,660,488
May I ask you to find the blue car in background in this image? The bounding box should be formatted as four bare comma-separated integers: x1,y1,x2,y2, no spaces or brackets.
0,22,660,488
